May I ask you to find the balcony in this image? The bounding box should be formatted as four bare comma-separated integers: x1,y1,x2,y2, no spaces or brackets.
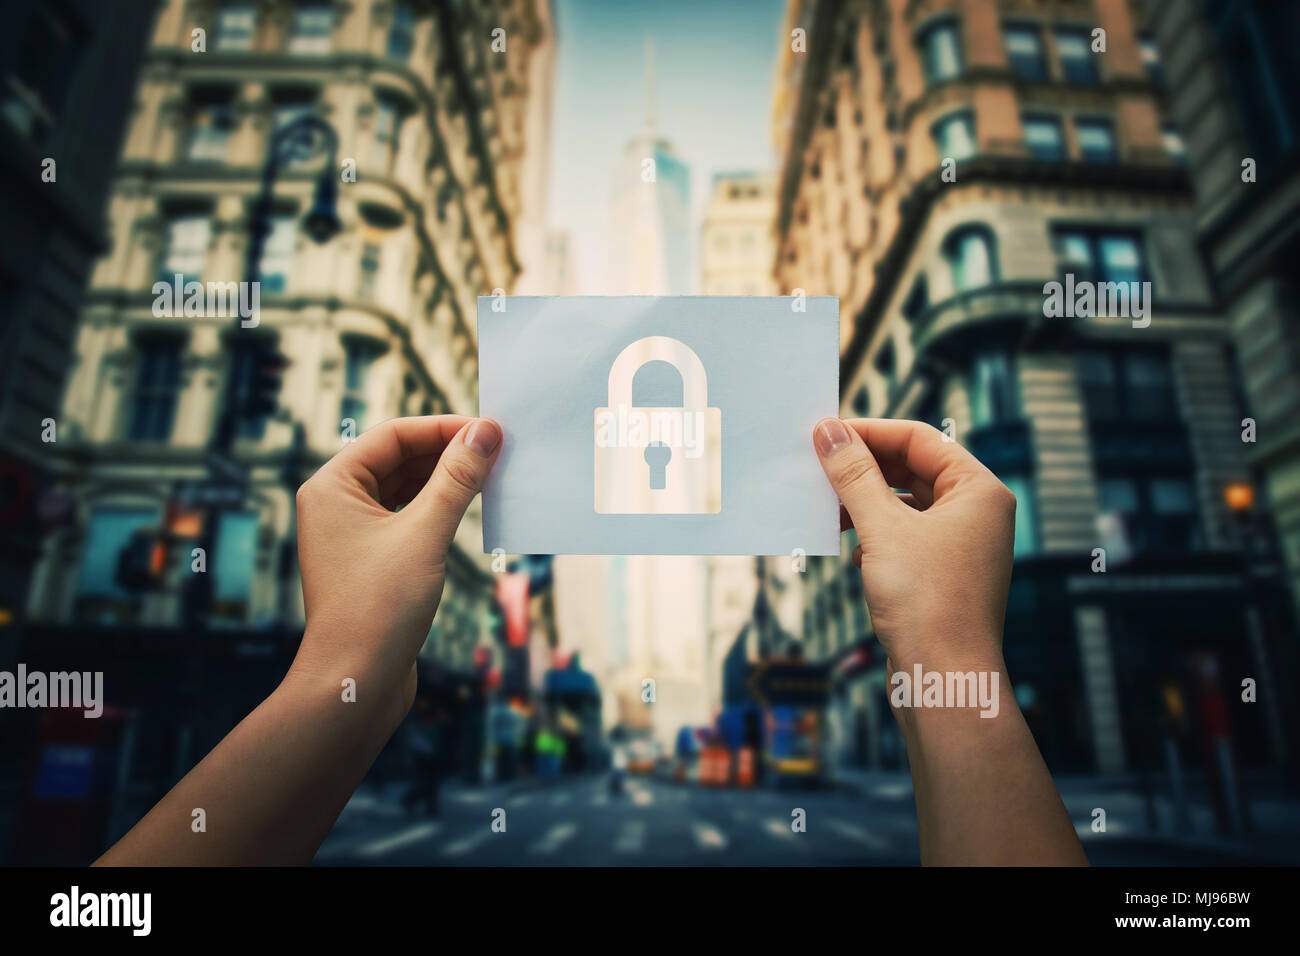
908,280,1045,358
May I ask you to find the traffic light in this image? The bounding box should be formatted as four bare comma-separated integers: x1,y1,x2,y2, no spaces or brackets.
238,342,288,419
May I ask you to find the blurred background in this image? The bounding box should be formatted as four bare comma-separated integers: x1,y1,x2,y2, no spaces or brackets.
1,0,1299,866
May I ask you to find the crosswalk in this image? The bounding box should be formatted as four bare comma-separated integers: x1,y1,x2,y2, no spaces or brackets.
315,779,914,864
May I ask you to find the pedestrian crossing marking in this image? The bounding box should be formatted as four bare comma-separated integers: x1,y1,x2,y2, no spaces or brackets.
691,821,727,850
827,817,888,852
357,822,441,857
442,829,493,858
529,822,578,855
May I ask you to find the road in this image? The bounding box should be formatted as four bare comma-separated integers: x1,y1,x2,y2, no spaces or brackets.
314,773,922,865
312,771,1300,866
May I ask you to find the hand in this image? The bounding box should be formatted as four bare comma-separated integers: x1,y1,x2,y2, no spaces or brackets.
291,415,502,729
812,418,1015,673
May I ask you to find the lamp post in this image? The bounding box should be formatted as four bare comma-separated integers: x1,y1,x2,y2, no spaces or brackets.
183,114,341,630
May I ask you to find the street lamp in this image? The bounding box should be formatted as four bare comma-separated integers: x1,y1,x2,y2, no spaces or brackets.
184,114,342,630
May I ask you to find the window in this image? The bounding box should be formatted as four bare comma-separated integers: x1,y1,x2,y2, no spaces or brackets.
272,91,318,165
388,1,416,59
944,227,997,292
1052,229,1145,285
1055,29,1098,84
213,512,258,622
902,275,928,322
1098,475,1199,553
1075,118,1116,163
259,215,297,293
373,94,405,171
341,339,383,431
1137,34,1162,86
359,242,381,299
1162,127,1186,166
2,3,84,140
273,92,317,134
970,351,1017,427
1077,349,1177,424
129,337,183,441
1004,25,1046,81
186,89,236,162
932,111,975,160
160,213,210,283
77,509,156,600
1023,114,1064,160
288,4,333,54
919,21,962,85
1211,0,1300,163
215,3,256,52
1001,475,1039,557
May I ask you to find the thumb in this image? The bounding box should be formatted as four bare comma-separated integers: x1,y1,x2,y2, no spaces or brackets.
813,418,894,533
414,417,502,553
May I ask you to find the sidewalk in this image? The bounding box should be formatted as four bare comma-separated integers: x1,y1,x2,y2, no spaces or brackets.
833,767,1300,864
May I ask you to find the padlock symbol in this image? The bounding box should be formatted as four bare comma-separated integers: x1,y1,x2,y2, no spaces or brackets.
594,336,722,514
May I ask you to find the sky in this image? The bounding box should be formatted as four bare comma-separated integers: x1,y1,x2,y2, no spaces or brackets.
547,0,788,293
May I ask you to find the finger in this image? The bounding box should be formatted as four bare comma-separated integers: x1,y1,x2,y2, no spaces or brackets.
841,491,921,534
814,418,897,531
412,418,503,553
326,416,472,499
842,419,986,500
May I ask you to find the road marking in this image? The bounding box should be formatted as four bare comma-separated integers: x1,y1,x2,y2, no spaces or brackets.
614,820,647,854
509,793,533,807
530,822,578,855
357,822,440,858
827,817,889,852
592,791,609,807
691,821,727,850
764,817,809,850
551,792,571,806
870,782,913,799
442,828,494,858
629,784,654,806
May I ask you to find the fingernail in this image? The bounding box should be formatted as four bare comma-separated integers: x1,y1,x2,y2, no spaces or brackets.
814,418,851,457
466,419,501,457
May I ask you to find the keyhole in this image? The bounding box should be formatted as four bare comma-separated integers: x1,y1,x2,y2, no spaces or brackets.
644,442,671,490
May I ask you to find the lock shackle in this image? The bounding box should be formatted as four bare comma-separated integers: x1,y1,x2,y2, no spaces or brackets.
607,336,709,410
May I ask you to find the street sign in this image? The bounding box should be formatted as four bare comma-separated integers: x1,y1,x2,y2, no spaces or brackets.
747,659,831,709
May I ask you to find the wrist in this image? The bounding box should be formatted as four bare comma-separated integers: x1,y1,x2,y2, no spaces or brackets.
281,641,415,745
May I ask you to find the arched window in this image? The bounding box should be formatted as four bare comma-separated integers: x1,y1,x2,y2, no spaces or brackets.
943,226,998,293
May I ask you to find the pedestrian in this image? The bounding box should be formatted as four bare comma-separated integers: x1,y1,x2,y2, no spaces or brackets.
96,415,1087,866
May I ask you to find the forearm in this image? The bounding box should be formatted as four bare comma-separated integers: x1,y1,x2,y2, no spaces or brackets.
894,654,1088,867
95,659,404,866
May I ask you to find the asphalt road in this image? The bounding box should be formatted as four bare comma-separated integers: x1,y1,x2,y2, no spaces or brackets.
314,773,923,865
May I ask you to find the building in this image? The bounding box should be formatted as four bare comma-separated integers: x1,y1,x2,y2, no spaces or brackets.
0,0,158,658
699,172,778,296
698,173,778,712
771,0,1293,778
606,42,691,295
1144,1,1300,626
19,0,555,790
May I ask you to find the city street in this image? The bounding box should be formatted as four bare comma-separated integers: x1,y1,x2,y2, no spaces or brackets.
312,771,1300,866
315,774,923,866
